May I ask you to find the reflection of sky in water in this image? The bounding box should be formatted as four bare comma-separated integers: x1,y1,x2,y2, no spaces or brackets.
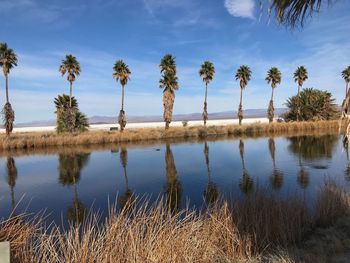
0,134,349,224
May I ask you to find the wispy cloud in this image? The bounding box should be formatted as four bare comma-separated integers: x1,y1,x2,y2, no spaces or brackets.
224,0,255,19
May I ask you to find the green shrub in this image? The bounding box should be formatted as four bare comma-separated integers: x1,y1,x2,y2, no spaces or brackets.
54,94,89,133
284,88,340,121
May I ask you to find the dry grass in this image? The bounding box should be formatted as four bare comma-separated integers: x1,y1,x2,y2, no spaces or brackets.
2,182,350,263
0,120,344,150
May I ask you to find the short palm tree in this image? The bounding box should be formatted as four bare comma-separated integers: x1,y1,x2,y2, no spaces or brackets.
293,66,308,121
59,54,81,108
113,60,131,131
0,43,17,135
160,54,178,129
235,65,252,125
342,66,350,98
265,67,282,123
199,61,215,126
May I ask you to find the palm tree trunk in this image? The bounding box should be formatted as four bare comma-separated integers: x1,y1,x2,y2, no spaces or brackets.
203,82,208,126
297,84,301,121
69,81,73,107
346,82,349,99
5,74,9,103
238,88,243,125
121,85,125,111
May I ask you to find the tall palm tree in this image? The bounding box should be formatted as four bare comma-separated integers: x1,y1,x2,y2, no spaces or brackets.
160,54,178,129
113,60,131,131
265,67,281,123
0,43,17,135
342,66,350,98
293,66,308,121
203,141,218,205
199,61,215,126
235,65,252,125
59,54,81,108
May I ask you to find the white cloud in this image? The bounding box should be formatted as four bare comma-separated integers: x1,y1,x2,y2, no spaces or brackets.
224,0,255,19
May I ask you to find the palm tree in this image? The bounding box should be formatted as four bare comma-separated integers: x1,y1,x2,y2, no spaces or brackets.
0,43,17,135
54,94,89,133
113,60,131,131
59,55,81,108
235,65,252,125
265,67,281,123
203,141,218,205
342,66,350,97
293,66,308,121
159,54,178,129
199,61,215,126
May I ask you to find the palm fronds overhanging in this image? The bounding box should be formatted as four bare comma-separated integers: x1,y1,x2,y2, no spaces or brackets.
113,60,131,131
259,0,334,28
160,54,178,129
266,67,281,123
235,65,251,125
199,61,215,126
0,42,17,135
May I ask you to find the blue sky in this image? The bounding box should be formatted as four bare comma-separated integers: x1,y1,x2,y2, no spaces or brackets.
0,0,350,123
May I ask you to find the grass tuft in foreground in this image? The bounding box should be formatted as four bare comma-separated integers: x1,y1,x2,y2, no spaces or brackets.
1,181,350,262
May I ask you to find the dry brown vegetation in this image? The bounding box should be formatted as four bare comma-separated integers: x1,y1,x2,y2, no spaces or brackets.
0,120,344,151
1,181,350,263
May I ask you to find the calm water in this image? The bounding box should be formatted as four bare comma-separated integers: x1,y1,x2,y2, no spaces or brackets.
1,133,350,224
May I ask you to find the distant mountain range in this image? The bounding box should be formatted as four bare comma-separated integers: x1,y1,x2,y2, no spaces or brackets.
15,108,287,127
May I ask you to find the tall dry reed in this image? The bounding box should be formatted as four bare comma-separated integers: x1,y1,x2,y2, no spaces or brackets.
0,120,344,151
1,181,350,262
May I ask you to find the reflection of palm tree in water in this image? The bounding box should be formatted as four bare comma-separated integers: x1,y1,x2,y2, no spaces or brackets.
118,146,135,211
6,157,17,212
343,135,350,180
58,153,90,224
164,143,182,212
238,140,253,194
296,138,309,190
203,141,218,205
268,138,284,190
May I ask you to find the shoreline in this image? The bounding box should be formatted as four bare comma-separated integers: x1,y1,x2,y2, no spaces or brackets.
0,117,270,133
0,120,344,151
